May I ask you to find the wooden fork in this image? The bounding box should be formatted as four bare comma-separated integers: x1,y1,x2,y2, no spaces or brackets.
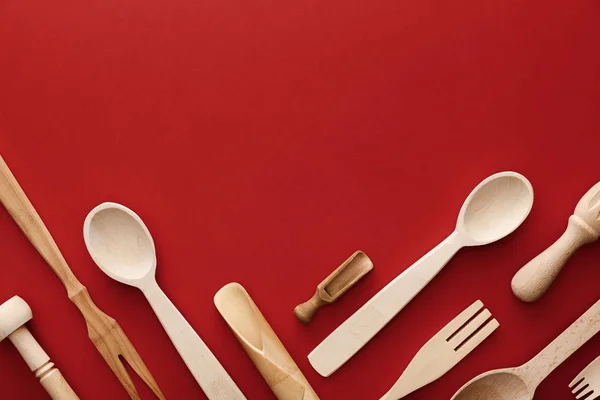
570,355,600,399
380,300,499,400
0,155,165,400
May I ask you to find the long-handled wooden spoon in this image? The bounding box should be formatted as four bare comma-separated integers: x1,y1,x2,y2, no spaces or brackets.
308,172,534,377
83,202,246,400
451,299,600,400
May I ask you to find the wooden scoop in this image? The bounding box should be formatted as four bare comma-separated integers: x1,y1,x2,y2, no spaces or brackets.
512,181,600,302
214,283,319,400
294,251,373,324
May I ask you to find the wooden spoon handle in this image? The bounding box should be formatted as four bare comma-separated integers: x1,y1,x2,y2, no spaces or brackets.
522,299,600,387
294,291,327,324
142,283,246,400
308,232,463,377
0,155,84,297
511,215,597,302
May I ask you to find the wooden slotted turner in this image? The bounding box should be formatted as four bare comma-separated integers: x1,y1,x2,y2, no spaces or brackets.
0,155,165,400
380,300,499,400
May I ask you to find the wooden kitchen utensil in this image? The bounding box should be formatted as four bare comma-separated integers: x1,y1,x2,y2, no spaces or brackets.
380,300,499,400
0,296,79,400
214,283,319,400
294,251,373,324
84,202,246,400
308,172,534,377
451,299,600,400
512,181,600,302
569,355,600,399
0,155,164,400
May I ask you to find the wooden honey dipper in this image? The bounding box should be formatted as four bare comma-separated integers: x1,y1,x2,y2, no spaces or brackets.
0,296,79,400
512,182,600,302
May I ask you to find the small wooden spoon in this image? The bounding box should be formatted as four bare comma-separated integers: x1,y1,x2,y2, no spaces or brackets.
294,251,373,324
451,299,600,400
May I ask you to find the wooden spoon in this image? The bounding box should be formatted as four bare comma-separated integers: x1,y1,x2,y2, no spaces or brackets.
83,202,246,400
451,299,600,400
308,172,534,377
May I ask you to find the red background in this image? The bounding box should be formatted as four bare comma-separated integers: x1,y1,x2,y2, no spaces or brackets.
1,0,599,398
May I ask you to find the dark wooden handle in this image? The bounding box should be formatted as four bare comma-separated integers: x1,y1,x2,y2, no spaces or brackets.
294,291,326,324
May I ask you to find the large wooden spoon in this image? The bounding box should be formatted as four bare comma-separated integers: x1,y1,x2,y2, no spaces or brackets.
451,299,600,400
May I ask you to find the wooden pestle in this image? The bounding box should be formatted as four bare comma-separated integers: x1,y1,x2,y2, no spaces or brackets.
0,296,79,400
512,182,600,302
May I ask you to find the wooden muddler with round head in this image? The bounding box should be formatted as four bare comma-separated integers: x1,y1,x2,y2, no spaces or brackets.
512,182,600,302
0,296,79,400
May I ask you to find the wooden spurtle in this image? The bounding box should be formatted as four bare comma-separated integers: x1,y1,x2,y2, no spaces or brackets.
512,181,600,302
215,283,320,400
0,155,165,400
294,251,373,324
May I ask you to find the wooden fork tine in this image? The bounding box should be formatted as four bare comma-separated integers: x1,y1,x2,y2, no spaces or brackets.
88,317,165,400
570,373,586,388
447,309,492,349
575,385,593,400
576,389,593,399
90,324,142,400
118,332,167,400
439,300,484,339
455,318,499,358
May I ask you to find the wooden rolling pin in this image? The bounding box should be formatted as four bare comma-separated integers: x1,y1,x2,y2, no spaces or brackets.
512,182,600,302
0,296,79,400
214,283,319,400
294,251,373,323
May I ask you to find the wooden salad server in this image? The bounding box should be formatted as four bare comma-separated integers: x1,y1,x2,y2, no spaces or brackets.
215,283,320,400
512,181,600,302
0,155,165,400
452,299,600,400
0,296,79,400
380,300,499,400
308,172,534,377
294,251,373,324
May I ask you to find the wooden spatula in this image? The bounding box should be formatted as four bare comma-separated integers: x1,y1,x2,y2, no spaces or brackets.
380,300,499,400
